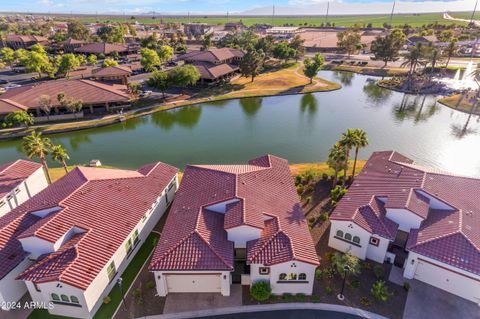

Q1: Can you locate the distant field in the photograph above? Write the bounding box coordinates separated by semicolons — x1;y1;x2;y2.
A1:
450;11;480;21
73;12;470;27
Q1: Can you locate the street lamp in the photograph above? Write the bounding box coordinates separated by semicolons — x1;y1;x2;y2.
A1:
117;277;127;311
337;264;351;301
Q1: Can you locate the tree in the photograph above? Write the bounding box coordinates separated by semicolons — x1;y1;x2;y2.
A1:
87;54;97;66
169;65;200;88
401;43;428;77
14;49;28;66
331;251;361;277
58;53;80;78
157;45;174;63
239;46;264;82
37;94;53;119
147;70;170;97
64;99;83;118
273;41;295;64
426;44;443;77
67;20;90;40
77;54;87;66
24;50;51;78
351;129;368;179
370;280;391;302
337;29;362;57
370;29;406;67
339;128;357;186
140;48;161;72
141;33;160;50
97;25;125;43
255;35;275;61
128;82;142;96
303;53;324;84
22;131;52;184
328;142;347;187
50;144;70;174
438;30;454;43
289;35;305;61
201;33;212;51
102;58;119;67
250;281;272;301
443;40;457;68
0;47;15;67
5;111;33;127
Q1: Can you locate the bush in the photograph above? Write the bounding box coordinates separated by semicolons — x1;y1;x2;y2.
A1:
324;251;334;262
133;288;142;297
370;280;391;302
362;261;372;270
350;279;360;288
296;184;304;195
305;185;314;193
323;267;335;279
103;296;111;304
295;175;302;186
315;268;322;280
373;265;385;279
360;296;371;307
322;173;329;180
282;293;294;302
403;282;410;291
146;281;155;289
305;196;312;205
311;294;320;303
295;293;306;302
320;212;329;221
324;286;333;295
250;281;272;301
137;297;144;305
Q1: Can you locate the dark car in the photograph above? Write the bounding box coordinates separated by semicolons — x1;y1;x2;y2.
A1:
167;60;178;66
0;79;8;85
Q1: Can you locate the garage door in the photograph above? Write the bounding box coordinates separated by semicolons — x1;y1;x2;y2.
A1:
166;274;221;293
414;259;480;303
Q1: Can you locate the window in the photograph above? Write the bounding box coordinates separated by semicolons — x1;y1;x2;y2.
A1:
259;267;270;275
336;230;344;238
299;273;307;280
0;200;5;208
33;283;41;292
279;273;287;280
168;180;176;191
70;296;79;304
125;238;132;255
51;293;60;301
142;214;147;222
132;229;139;245
352;236;361;244
15;188;20;194
344;233;352;241
289;273;297;280
107;261;116;282
61;295;69;302
369;237;380;247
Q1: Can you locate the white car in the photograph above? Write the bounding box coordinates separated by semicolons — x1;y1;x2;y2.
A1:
5;83;22;90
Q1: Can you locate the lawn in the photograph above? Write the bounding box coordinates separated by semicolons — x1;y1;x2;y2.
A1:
438;93;479;115
326;64;409;77
73;12;466;27
28;232;160;319
290;160;366;178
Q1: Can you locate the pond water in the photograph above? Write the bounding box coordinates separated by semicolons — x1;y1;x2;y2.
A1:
1;71;479;176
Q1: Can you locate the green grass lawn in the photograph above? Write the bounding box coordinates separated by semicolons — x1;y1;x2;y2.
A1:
28;232;160;319
73;12;467;27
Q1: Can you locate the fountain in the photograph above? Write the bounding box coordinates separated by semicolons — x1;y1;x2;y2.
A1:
435;60;478;91
453;69;461;81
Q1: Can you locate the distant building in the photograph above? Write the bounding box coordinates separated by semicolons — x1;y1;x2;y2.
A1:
61;38;85;53
92;65;133;84
407;35;437;46
265;26;302;40
183;23;213;38
75;43;132;56
3;34;49;50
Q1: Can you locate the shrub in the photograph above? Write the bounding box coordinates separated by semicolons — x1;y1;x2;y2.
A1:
133;288;142;297
362;261;372;270
324;286;333;295
250;281;272;301
322;173;329;180
295;293;306;302
146;281;155;289
311;294;320;303
296;184;304;195
360;296;371;307
315;268;322;280
320;212;329;221
282;293;294;302
350;279;360;288
137;297;144;305
331;251;361;277
324;251;334;262
330;185;347;204
373;265;385;279
295;175;302;186
305;196;312;205
323;267;335;279
308;216;315;223
403;282;410;291
103;296;111;304
305;185;314;193
370;280;391;302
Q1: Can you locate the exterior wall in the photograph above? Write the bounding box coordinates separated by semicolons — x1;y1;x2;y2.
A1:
250;261;316;295
19;236;55;259
22;174;178;319
328;220;390;264
0;258;33;310
226;225;261;248
0;167;48;217
153;270;231;297
404;252;480;304
385;208;423;232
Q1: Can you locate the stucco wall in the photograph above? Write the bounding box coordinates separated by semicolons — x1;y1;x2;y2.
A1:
226;225;261;248
385;208;423;232
0;258;33;310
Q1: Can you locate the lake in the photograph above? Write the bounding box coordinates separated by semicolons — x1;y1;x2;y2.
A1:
1;71;479;176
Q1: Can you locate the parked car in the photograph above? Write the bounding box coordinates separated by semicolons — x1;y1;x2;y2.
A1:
5;83;22;90
0;79;8;85
167;60;178;66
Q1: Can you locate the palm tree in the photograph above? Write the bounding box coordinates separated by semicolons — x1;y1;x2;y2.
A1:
339;128;357;186
443;40;457;69
328;143;347;187
351;129;368;179
22;131;52;184
470;63;480;98
401;43;427;84
51;144;70;174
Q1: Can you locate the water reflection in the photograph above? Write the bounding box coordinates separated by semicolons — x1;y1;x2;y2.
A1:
333;71;355;86
239;97;263;117
300;94;317;114
393;94;439;123
363;81;392;105
151;105;202;130
66;134;92;151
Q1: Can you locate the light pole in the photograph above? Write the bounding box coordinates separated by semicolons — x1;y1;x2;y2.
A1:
337;265;350;301
117;277;127;311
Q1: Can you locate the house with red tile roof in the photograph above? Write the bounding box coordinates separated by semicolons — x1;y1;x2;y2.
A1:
329;151;480;303
74;43;130;56
149;155;319;297
0;160;48;218
0;163;178;317
4;34;49;50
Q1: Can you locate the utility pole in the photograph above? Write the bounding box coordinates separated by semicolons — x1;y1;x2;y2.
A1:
227;11;229;23
325;1;330;24
272;5;275;26
389;1;396;26
471;0;478;25
188;11;190;24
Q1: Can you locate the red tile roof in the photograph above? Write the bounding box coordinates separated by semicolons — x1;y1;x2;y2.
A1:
6;34;49;44
0;99;29;115
92;65;132;77
0;163;178;289
178;48;244;64
0;160;42;200
75;43;128;54
191;62;238;80
149;155;319;272
331;151;480;275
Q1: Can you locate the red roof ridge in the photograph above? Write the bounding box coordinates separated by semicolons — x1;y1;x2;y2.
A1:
0;159;21;175
0;98;28;111
79;79;131;99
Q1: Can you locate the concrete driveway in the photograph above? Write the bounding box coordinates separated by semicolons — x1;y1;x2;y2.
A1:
163;284;242;314
403;280;480;319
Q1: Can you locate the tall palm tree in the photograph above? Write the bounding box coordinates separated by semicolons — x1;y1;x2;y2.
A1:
401;43;427;83
339;128;357;186
470;63;480;98
328;143;347;187
351;129;368;179
443;40;457;69
22;131;52;184
51;144;70;174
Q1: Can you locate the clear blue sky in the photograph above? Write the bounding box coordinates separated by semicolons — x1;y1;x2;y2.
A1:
0;0;475;15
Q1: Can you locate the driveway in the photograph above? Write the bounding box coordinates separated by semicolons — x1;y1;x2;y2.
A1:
163;284;242;314
403;280;480;319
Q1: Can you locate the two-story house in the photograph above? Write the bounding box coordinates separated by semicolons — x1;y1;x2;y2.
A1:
149;155;319;297
329;151;480;305
0;163;178;318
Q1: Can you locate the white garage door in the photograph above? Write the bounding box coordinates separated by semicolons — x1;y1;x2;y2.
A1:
166;274;221;293
414;259;480;303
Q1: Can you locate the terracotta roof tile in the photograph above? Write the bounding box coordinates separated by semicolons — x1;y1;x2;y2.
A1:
0;160;42;200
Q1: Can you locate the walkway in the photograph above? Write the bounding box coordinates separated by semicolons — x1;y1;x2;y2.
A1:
139;303;389;319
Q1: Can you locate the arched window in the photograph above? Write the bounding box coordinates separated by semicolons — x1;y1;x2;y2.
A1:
353;236;360;244
51;293;60;301
279;273;287;280
299;273;307;280
289;273;297;280
70;296;79;304
61;294;69;302
336;230;344;238
344;233;352;241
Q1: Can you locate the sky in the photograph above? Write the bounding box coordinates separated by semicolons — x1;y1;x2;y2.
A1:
0;0;477;15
